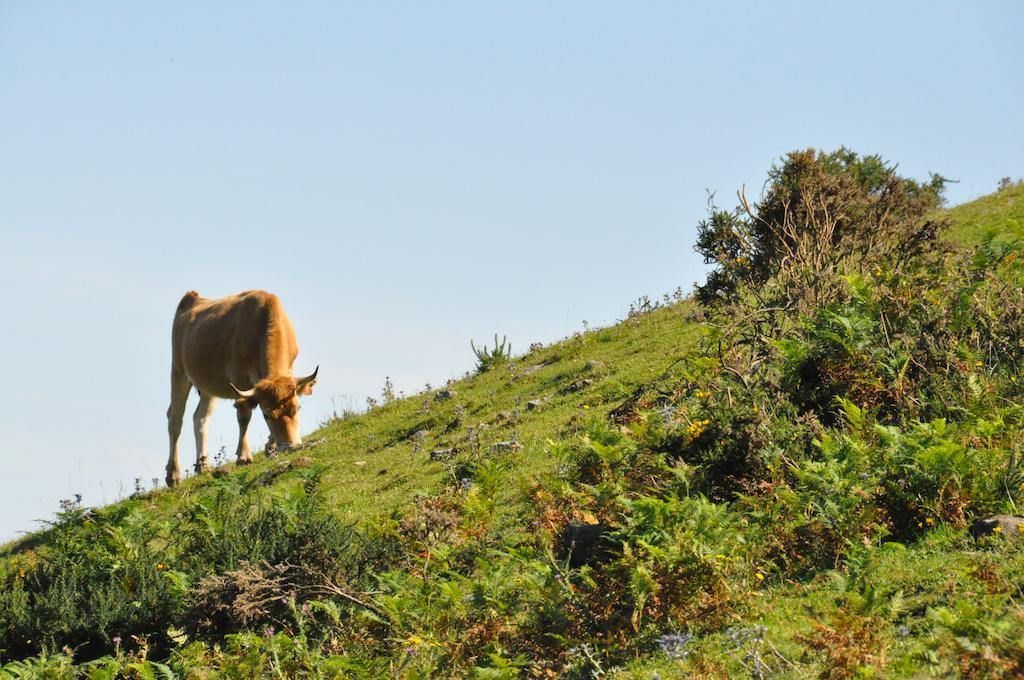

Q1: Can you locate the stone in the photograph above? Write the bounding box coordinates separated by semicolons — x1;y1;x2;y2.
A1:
490;440;523;454
970;515;1024;540
526;399;544;411
521;363;548;376
429;448;456;461
562;378;594;394
435;389;456;401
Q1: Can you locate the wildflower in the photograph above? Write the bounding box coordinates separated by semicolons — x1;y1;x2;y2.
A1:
755;571;765;581
582;404;590;410
925;517;935;526
993;526;1003;533
657;632;694;660
155;563;166;571
264;626;275;637
112;635;122;648
897;625;910;637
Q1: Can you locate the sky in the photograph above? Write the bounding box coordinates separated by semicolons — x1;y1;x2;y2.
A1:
1;1;1021;541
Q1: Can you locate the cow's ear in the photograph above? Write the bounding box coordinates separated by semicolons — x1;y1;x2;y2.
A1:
295;366;318;397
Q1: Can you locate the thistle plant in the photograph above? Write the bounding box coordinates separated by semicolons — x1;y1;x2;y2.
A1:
471;334;511;373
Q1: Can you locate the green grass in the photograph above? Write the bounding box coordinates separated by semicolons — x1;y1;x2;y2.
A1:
944;182;1024;245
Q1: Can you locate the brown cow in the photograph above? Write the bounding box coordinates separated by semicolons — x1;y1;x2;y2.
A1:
166;290;318;486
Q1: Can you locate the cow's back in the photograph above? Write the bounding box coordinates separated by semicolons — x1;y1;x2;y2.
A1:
172;290;299;398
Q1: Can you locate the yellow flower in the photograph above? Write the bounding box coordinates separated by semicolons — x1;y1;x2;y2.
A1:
993;526;1003;534
582;404;590;410
925;517;934;526
755;571;765;581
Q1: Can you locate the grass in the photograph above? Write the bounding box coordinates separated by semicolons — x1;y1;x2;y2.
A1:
944;181;1024;244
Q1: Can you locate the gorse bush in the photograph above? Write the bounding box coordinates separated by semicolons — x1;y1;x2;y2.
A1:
0;496;183;661
695;148;948;310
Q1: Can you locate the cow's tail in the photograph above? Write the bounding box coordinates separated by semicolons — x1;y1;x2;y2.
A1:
176;290;201;314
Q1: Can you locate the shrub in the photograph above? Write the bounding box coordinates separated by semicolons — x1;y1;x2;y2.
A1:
695;148;948;310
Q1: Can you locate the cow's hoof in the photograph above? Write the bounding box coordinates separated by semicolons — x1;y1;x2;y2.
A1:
237;457;254;466
194;462;210;475
166;473;180;488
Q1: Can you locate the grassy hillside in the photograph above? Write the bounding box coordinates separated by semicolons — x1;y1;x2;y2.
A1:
2;168;1023;679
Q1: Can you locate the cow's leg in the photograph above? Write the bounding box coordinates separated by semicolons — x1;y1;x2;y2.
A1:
234;401;255;465
192;392;217;475
166;370;191;487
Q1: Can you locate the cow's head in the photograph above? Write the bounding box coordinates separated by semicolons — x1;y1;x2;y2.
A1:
231;367;318;450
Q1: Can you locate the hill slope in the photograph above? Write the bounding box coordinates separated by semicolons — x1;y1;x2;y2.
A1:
2;176;1023;678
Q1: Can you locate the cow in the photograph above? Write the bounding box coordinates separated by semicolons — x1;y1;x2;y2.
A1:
166;290;318;487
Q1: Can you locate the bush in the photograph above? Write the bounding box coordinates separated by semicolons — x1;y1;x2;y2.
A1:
695;148;948;310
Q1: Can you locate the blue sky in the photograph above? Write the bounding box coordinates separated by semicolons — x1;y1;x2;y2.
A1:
1;1;1021;540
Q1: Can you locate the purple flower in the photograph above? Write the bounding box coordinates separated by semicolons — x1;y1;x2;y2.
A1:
112;635;122;647
264;626;275;637
302;602;311;615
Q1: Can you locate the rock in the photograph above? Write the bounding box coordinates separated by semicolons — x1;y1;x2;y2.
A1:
290;456;314;468
435;389;456;401
489;440;523;454
526;398;545;411
971;515;1024;540
562;378;594;394
522;363;548;376
429;448;456;461
584;360;605;371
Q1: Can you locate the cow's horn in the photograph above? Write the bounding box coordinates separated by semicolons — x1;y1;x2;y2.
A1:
296;366;319;387
230;383;257;399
